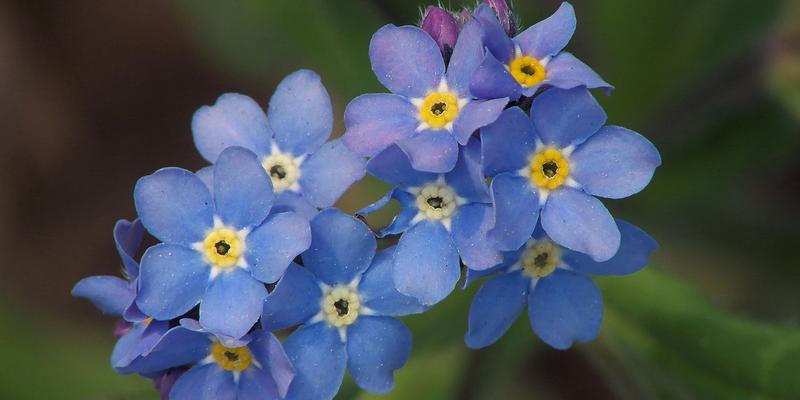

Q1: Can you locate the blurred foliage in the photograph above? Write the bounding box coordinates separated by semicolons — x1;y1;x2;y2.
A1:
7;0;796;399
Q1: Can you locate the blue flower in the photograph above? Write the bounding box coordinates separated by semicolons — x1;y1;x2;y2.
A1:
123;321;294;400
192;70;365;219
261;209;426;399
465;221;658;350
342;17;509;173
470;2;612;101
359;140;501;305
134;146;311;339
481;88;661;261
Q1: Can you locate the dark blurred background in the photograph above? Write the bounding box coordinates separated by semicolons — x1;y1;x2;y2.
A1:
1;0;799;399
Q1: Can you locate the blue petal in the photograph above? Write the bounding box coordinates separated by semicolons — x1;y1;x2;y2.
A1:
470;52;522;100
397;130;459;173
347;316;412;393
262;263;323;330
473;4;514;63
112;319;170;371
113;219;144;279
342;94;418;157
445;139;490;203
530;87;607;148
134;167;214;246
514;2;576;59
393;221;460;305
272;191;319;220
247;330;295;398
488;173;540;251
480;107;535;177
213;147;274;229
545;52;613;92
528;269;603;350
570;126;661;199
246;212;311;283
358;189;418;237
71;276;133;316
541;187;620;262
302;209;376;285
463;252;519;287
452;98;508;145
452;204;503;270
200;268;267;339
136;244;210;320
366;145;436;189
564;219;658;276
445;19;484;97
192;93;272;163
359;246;427;317
125;326;211;375
299;139;366;208
170;363;236;400
284;323;347;400
369;25;444;98
268;70;333;156
196;166;214;192
238;367;279;400
465;271;528;348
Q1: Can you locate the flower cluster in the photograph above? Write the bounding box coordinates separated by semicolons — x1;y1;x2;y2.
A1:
73;2;661;399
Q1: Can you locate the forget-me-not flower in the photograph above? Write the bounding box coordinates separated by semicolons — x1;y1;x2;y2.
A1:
470;2;612;101
466;221;657;349
481;87;660;261
359;140;501;305
343;18;508;173
193;70;365;219
134;146;311;340
261;209;426;400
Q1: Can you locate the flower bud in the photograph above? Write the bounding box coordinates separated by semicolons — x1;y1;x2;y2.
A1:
421;6;458;56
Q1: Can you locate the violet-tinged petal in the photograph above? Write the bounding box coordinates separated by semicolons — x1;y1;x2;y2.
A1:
528;269;602;350
246;211;311;284
114;219;144;279
342;94;418;158
271;191;318;220
480;106;536;177
488;173;540;251
248;330;295;398
530;87;607;148
136;244;210;320
283;323;347;400
366;145;436;189
470;52;523;100
397;130;459;173
474;4;514;63
125;326;211;375
237;367;280;400
170;363;236;400
268;70;333;156
347;316;412;393
452;98;508;145
299;139;366;208
134;168;214;246
445;19;484;97
369;25;444;98
393;221;460;305
445;138;491;203
570;126;661;199
200;268;267;339
192;93;272;163
515;2;576;59
451;203;503;270
465;270;528;348
484;0;515;36
564;219;658;276
545;52;613;92
541;187;620;262
71;276;133;316
213;147;274;229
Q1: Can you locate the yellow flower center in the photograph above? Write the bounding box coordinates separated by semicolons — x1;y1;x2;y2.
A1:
529;148;570;190
321;286;361;328
202;228;244;269
211;342;252;371
509;56;546;88
261;153;301;192
419;92;460;129
520;240;560;278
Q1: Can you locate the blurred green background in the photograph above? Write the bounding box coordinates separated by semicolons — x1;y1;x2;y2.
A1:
1;0;799;399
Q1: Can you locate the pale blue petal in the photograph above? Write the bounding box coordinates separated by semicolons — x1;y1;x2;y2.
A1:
545;52;613;92
342;94;418;157
248;330;295;398
452;204;503;270
192;93;272;162
268;70;333;156
302;209;376;285
71;276;133;316
136;244;210;320
246;212;311;284
393;221;460;305
369;25;444;98
530;87;606;148
213;147;274;229
299;139;366;208
284;323;347;400
366;145;436;189
515;2;576;59
347;316;412;393
397;130;459;173
465;271;528;348
261;263;323;330
564;219;658;276
488;173;540;251
480;107;535;177
359;247;427;317
452;98;508;145
170;364;236;400
200;268;267;339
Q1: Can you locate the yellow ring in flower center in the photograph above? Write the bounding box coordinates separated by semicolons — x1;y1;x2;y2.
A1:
529;148;570;190
202;228;243;269
509;56;546;88
419;92;460;129
211;342;252;371
520;240;560;278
